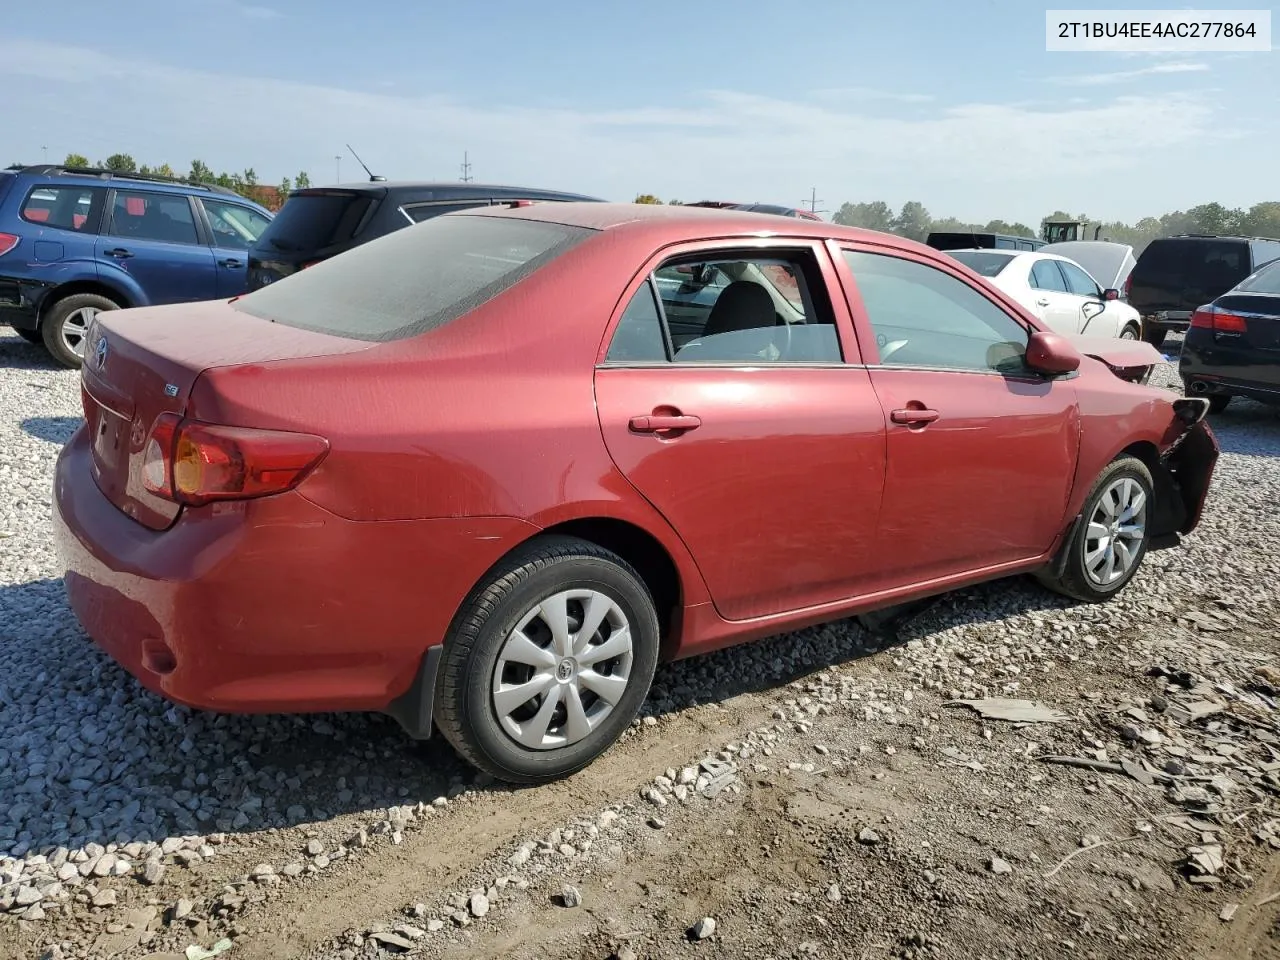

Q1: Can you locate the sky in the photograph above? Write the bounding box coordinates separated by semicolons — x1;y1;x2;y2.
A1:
1;0;1276;226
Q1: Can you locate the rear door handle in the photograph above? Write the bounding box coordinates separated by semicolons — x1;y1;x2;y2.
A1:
218;257;243;268
890;408;939;426
103;248;133;259
629;414;701;433
1035;298;1050;307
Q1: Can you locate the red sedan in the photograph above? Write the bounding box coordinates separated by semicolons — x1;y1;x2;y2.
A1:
53;203;1218;784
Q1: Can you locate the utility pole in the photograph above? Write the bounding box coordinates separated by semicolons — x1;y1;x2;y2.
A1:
805;187;827;216
41;145;48;163
335;155;341;182
460;151;473;182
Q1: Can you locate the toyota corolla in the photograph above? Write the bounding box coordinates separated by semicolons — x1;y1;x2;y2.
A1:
53;203;1219;783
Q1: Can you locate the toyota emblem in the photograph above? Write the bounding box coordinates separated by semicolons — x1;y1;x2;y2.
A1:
94;335;108;370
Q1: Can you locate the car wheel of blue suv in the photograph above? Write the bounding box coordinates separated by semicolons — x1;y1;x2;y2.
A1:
41;293;119;369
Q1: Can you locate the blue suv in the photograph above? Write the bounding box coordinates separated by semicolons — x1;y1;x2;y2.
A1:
0;164;273;367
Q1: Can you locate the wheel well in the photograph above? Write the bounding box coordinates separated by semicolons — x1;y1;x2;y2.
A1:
540;518;682;641
1119;440;1183;537
37;281;128;323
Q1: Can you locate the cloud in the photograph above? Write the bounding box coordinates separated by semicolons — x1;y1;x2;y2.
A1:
810;87;935;104
0;38;1220;223
1048;61;1209;86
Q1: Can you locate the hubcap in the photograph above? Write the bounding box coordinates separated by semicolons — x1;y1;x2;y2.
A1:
63;307;100;357
1120;327;1138;340
1084;476;1147;586
492;589;634;750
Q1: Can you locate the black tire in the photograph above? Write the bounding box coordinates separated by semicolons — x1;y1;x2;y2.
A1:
13;326;41;344
1120;322;1141;341
1207;394;1232;414
1037;455;1154;603
433;535;661;784
1142;326;1167;348
41;293;119;369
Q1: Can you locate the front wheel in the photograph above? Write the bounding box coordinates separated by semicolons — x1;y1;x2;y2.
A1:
433;536;660;784
1037;455;1153;603
1120;323;1140;341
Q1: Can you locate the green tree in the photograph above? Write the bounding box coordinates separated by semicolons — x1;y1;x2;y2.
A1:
833;201;894;232
189;160;215;183
295;171;311;189
633;194;663;204
1186;202;1243;235
1241;201;1280;239
279;176;293;197
63;153;90;168
103;153;137;173
891;201;932;242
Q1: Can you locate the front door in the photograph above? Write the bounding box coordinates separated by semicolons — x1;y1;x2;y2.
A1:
199;198;274;298
97;190;217;304
836;246;1080;585
594;242;888;621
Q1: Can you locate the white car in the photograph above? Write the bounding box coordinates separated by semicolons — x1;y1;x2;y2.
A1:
944;249;1142;340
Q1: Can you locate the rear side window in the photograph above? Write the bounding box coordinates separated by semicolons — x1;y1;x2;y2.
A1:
108;191;199;245
1252;240;1280;269
21;185;105;232
1029;260;1068;292
1235;260;1280;295
401;200;490;224
233;214;594;341
258;191;375;252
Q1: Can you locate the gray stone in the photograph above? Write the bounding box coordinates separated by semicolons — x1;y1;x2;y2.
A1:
469;893;489;917
689;917;717;940
559;885;582;908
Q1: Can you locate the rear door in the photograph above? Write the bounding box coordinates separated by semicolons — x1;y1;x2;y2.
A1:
198;198;273;298
593;240;890;621
96;190;217;304
834;245;1079;584
1026;258;1082;332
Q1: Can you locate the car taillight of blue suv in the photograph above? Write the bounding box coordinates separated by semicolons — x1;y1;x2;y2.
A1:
0;164;274;368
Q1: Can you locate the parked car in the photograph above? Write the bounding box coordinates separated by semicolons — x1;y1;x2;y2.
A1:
1041;240;1137;296
1180;256;1280;412
55;204;1219;784
729;203;823;221
927;231;1044;252
0;164;273;367
246;181;600;291
944;248;1142;340
1127;234;1280;347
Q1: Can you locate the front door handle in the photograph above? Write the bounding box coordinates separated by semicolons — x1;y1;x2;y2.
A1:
103;247;133;259
890;407;939;426
629;414;701;433
218;257;243;268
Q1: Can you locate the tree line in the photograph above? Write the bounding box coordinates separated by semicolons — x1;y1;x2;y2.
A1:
52;153;311;210
633;194;1280;253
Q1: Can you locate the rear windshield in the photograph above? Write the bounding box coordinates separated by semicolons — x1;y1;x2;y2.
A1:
256;190;375;252
1235;259;1280;295
1136;238;1251;287
233;214;595;341
945;250;1015;277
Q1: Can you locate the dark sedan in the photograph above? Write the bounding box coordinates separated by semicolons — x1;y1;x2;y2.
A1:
1181;257;1280;412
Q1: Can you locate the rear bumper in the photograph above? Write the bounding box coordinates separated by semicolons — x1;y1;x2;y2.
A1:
1180;335;1280;405
53;425;538;722
0;275;44;330
1141;311;1192;333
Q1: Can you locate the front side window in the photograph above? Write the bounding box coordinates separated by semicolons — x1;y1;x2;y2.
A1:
21;186;104;232
202;199;271;250
605;251;842;364
109;191;198;245
1058;260;1101;298
843;250;1030;374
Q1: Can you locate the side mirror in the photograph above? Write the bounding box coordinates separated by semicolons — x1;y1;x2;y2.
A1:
1025;330;1082;375
1103;288;1119;301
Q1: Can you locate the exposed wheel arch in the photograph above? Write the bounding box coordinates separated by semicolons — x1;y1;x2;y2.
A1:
38;280;131;323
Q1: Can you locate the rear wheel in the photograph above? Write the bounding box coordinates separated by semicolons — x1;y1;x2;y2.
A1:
1142;326;1167;348
1037;455;1153;603
41;293;119;369
433;535;661;784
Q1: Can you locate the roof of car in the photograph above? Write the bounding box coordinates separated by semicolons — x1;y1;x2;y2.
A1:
466;201;918;248
308;180;600;200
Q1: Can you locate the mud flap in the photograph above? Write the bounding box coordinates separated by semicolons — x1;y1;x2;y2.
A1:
383;644;444;740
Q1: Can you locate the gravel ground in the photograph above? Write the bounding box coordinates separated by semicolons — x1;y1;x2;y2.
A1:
1;328;1278;960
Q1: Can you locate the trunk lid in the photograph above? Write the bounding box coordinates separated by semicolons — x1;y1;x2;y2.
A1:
1213;292;1280;351
79;300;374;530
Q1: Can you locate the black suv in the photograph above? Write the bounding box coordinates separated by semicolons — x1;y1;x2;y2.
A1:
247;181;601;290
1127;234;1280;347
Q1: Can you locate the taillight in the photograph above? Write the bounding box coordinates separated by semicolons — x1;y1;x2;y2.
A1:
1190;305;1247;334
0;233;18;256
301;260;322;269
141;415;328;506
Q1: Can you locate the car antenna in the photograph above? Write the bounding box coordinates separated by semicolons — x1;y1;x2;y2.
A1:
346;144;386;182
